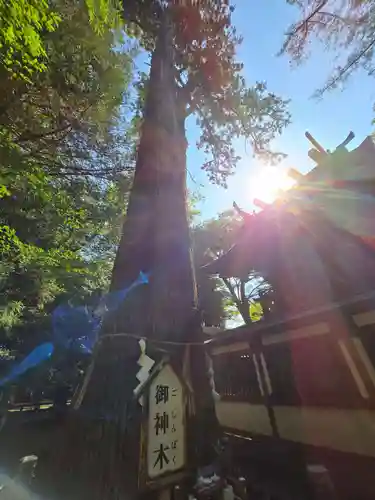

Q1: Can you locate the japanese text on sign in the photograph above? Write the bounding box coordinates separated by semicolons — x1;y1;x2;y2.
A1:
147;364;185;478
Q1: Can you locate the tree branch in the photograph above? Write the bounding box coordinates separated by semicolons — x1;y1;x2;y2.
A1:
318;11;361;26
15;102;94;144
222;276;251;325
281;0;329;54
15;123;73;144
178;73;199;111
290;0;329;36
247;280;271;301
317;36;375;95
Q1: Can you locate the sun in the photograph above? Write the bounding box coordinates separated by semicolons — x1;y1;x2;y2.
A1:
250;166;296;204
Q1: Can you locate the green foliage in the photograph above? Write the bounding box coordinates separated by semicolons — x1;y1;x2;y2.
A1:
0;0;135;345
0;0;135;179
281;1;375;98
0;0;61;80
0;170;129;339
0;0;123;82
0;185;10;198
193;210;243;326
193;209;243;260
0;225;21;257
249;301;263;322
193;210;275;326
0;0;291;347
0;301;24;330
85;0;122;34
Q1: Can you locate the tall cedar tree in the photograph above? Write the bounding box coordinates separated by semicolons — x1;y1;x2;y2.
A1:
108;0;289;474
42;3;289;499
109;0;289;338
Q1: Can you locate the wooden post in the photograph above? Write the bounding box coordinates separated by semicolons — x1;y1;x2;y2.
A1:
252;336;279;438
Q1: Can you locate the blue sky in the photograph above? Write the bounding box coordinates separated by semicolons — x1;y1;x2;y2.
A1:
188;0;375;220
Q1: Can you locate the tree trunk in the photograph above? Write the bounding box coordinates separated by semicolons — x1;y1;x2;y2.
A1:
108;17;195;341
40;14;219;500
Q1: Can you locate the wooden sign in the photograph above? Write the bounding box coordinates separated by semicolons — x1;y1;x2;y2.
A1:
147;364;186;479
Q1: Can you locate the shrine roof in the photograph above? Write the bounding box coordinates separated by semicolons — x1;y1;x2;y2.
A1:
203;136;375;312
304;135;375;185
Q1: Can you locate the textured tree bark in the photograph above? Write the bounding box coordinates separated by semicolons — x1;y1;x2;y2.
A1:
108;16;196;341
41;14;218;500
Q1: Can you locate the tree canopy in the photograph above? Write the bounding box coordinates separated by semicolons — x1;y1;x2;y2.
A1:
0;0;122;80
193;210;275;326
0;0;135;350
124;0;290;187
281;0;375;99
0;0;292;348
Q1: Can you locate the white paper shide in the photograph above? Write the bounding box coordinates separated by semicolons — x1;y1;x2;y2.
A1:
147;364;186;478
